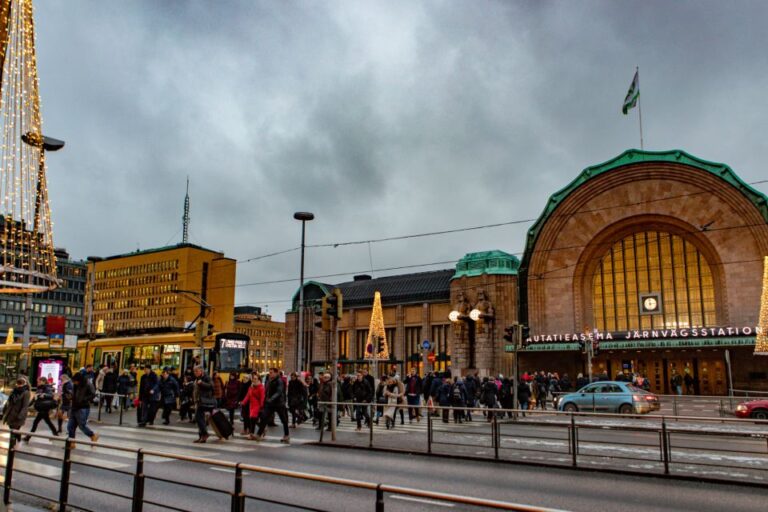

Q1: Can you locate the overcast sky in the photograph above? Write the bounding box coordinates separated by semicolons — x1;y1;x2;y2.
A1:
32;0;768;320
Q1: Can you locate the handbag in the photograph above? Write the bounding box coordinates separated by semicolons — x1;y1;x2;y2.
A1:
199;396;217;409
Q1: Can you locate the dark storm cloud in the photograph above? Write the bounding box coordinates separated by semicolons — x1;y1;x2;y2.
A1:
29;0;768;318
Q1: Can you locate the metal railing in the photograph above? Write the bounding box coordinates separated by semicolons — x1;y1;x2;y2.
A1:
316;401;768;485
1;428;568;512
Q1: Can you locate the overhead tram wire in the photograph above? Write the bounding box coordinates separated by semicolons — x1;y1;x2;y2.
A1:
92;178;768;284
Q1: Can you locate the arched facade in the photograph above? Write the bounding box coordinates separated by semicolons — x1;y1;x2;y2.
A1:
519;150;768;393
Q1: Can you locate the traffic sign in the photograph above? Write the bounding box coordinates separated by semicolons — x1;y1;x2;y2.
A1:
427;352;436;363
421;339;432;350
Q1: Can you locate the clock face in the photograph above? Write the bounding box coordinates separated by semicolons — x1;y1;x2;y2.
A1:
643;297;658;311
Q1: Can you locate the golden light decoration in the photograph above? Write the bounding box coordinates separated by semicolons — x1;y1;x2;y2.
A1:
755;256;768;355
365;291;389;360
0;0;58;293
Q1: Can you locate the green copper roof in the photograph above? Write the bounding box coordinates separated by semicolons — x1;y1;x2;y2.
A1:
452;250;520;280
522;149;768;266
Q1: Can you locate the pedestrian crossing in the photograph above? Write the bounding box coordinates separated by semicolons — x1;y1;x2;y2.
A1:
297;413;492;436
0;419;311;482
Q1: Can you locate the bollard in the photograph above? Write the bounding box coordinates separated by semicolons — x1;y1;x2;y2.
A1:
375;484;385;512
3;432;18;505
672;395;678;418
120;397;124;425
231;463;245;512
97;395;102;423
132;449;145;512
492;413;499;460
58;438;74;512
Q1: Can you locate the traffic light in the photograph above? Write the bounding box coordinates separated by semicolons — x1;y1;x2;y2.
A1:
593;341;600;357
314;297;330;331
195;318;209;342
521;325;530;343
503;325;516;342
577;337;586;353
207;322;214;337
326;288;343;320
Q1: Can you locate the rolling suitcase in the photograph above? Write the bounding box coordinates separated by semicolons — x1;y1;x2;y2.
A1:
208;409;234;439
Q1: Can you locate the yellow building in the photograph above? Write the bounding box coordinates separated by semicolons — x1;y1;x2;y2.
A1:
233;306;284;372
86;243;236;336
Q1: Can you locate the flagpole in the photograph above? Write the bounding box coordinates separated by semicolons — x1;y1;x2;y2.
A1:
637;66;644;150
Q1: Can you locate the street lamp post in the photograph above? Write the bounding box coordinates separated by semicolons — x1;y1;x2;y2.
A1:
19;133;64;372
294;212;314;372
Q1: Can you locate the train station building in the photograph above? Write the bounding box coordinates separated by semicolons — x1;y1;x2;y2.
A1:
285;149;768;394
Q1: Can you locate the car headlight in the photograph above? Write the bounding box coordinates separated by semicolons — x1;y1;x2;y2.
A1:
735;405;748;412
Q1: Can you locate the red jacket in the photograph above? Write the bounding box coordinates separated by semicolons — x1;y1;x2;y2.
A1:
240;383;265;419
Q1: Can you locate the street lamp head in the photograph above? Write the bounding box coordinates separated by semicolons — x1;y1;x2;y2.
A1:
294;212;314;221
21;132;65;151
469;309;482;322
448;310;461;323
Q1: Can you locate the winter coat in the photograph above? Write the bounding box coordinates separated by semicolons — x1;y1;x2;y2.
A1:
139;372;160;402
33;383;57;413
160;376;179;405
404;375;422;396
102;370;118;394
287;379;308;409
352;379;373;403
451;382;467;407
60;380;74;408
224;378;241;409
264;376;286;408
180;380;194;404
194;374;214;407
575;377;589;390
240;383;265;419
481;381;498;407
3;385;31;429
517;381;532;402
422;375;434;401
429;377;443;399
72;381;96;411
317;380;333;403
117;374;132;395
95;369;107;391
464;376;478;403
437;382;453;406
212;375;225;399
341;379;352;400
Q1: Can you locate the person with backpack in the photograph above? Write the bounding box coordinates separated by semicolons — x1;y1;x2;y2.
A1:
481;377;498;421
25;377;59;441
463;374;477;422
160;369;180;425
437;377;453;423
451;378;467;423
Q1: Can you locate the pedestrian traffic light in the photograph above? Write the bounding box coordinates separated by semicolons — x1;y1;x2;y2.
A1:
326;288;343;320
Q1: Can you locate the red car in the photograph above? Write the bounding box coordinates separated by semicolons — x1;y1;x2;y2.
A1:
734;399;768;420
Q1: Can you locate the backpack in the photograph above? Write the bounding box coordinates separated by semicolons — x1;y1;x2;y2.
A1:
452;385;462;402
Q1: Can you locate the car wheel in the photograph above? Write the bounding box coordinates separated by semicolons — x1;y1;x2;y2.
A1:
751;409;768;420
563;403;578;413
619;404;634;415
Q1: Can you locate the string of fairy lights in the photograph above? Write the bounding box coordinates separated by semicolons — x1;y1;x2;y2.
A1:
0;0;57;294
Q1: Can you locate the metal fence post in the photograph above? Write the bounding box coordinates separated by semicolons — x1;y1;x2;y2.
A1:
120;395;124;425
97;394;102;422
132;449;145;512
492;413;499;460
661;419;670;475
427;407;432;454
369;403;374;448
672;395;678;418
3;432;18;505
231;463;244;512
570;414;578;468
58;438;74;512
375;484;385;512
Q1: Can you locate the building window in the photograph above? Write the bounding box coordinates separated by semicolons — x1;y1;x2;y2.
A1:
405;327;421;370
339;331;349;359
431;324;451;372
592;231;717;332
356;329;369;359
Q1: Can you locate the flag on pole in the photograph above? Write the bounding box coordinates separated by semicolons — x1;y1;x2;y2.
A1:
622;70;640;115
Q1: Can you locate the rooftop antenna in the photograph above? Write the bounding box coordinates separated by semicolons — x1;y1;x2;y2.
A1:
182;177;190;243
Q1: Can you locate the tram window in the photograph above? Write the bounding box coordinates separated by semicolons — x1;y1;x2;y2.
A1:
218;339;248;372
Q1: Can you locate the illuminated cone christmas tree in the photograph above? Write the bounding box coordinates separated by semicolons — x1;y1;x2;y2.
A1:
755;256;768;355
0;0;58;293
365;291;389;359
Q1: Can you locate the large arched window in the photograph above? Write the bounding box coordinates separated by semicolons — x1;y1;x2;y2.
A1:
592;231;716;332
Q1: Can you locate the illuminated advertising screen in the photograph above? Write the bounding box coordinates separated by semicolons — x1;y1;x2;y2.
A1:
37;359;64;392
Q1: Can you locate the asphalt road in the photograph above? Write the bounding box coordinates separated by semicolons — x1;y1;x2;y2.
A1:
2;414;768;512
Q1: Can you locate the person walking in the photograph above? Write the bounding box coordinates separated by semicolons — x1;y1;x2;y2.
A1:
481;377;498;421
138;365;160;427
223;372;241;425
57;374;73;434
24;377;59;441
464;374;477;422
517;377;531;416
67;373;99;444
437;377;453;423
316;373;334;432
3;377;31;437
404;369;422;423
160;369;180;425
193;366;215;443
241;372;265;439
117;370;132;410
451;378;467;423
287;372;308;427
352;371;372;431
255;368;290;444
383;377;401;430
178;374;195;422
101;366;118;413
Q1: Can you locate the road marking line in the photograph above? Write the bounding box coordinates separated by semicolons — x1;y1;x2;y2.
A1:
389;495;454;507
209;467;250;475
